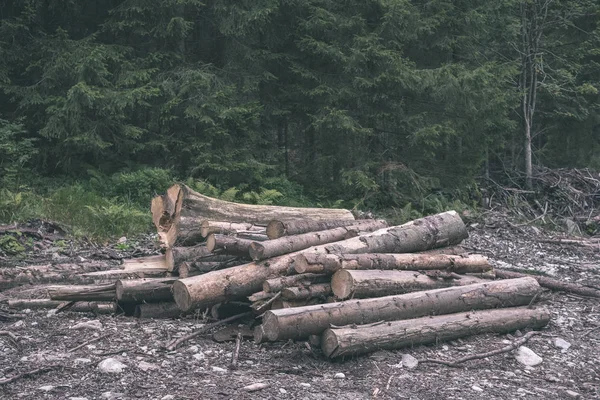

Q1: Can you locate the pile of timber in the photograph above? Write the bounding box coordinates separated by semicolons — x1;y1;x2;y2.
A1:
8;184;600;359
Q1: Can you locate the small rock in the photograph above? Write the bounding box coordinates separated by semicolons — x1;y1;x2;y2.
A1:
23;309;31;314
401;354;419;370
161;396;175;400
188;345;199;353
193;353;205;361
117;236;127;244
515;346;543;366
472;385;484;392
334;372;345;379
74;358;92;364
553;338;571;351
564;390;581;399
211;366;227;373
442;345;449;351
12;320;24;328
299;383;311;388
514;330;523;337
69;398;89;400
38;385;55;392
138;361;159;372
71;320;103;330
243;382;269;392
98;358;127;373
46;309;57;317
101;392;125;400
279;388;287;394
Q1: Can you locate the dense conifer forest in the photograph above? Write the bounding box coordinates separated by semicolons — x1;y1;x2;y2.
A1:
1;0;599;237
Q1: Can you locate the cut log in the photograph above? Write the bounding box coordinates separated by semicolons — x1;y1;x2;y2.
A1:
321;306;550;358
260;277;541;341
294;253;491;275
0;262;114;290
47;284;116;302
266;219;387;239
248;291;275;302
331;270;485;300
271;298;321;309
418;245;467;255
249;220;388;261
59;301;116;314
206;234;254;257
82;268;170;283
115;278;176;302
122;255;168;270
134;302;183;319
154;184;355;247
201;221;266;238
254;325;267;344
166;245;211;272
263;274;329;293
178;261;226;278
172;211;467;312
6;299;115;313
281;284;332;300
495;269;600;298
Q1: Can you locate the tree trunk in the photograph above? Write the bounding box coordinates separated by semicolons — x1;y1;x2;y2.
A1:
271;298;321;309
263;273;329;293
134;302;183;319
47;284;116;302
418;245;466;255
178;260;241;278
495;269;600;298
201;221;266;238
331;270;485;300
115;278;176;302
260;277;541;341
281;284;332;300
0;262;114;290
321;306;550;358
166;245;211;271
206;234;254;257
82;268;170;283
153;184;355;247
250;220;388;261
294;253;491;274
122;255;168;270
266;219;387;239
172;211;467;312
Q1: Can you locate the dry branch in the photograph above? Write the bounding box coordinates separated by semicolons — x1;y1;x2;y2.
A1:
495;269;600;298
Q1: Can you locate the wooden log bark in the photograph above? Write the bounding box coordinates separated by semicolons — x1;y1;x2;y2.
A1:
115;278;176;302
166;245;210;272
82;268;170;283
154;184;355;247
266;219;387;239
263;274;329;293
271;298;321;309
248;291;275;302
321;307;550;358
122;255;168;270
260;277;541;341
249;220;388;261
0;262;114;290
201;221;266;238
63;302;116;314
331;270;485;300
6;299;114;312
47;284;116;302
134;302;183;319
294;253;491;275
281;284;332;300
172;211;467;312
206;234;254;257
495;269;600;298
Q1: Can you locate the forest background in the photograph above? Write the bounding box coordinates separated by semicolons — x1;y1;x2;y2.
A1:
1;0;599;239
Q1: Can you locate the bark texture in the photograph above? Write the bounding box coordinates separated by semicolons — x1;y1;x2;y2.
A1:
266;219;387;239
134;302;183;319
115;278;176;302
263;273;329;293
495;269;600;298
47;283;116;302
206;234;254;257
281;284;332;300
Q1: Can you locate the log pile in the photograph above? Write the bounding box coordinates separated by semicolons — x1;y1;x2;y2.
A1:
10;183;600;360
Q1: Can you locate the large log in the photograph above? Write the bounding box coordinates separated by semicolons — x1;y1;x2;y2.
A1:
495;269;600;298
266;219;387;239
165;245;211;272
206;234;254;257
331;270;485;300
294;253;491;275
201;221;266;238
321;307;550;358
172;211;468;312
47;284;116;302
249;220;388;261
115;278;176;302
122;255;168;270
259;277;541;342
0;262;114;290
281;284;332;300
153;184;355;247
134;302;183;319
263;273;329;293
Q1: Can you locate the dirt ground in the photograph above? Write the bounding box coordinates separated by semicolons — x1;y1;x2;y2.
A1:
1;213;599;400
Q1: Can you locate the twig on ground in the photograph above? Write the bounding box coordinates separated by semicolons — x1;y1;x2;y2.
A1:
68;333;112;352
230;332;242;370
165;311;252;351
254;291;281;315
0;330;20;349
0;365;61;385
419;331;540;367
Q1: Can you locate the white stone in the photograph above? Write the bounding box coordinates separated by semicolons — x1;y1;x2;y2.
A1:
74;358;92;364
138;361;159;372
161;396;175;400
71;320;103;330
101;392;125;400
472;385;484;392
564;390;581;398
12;320;24;328
193;353;205;361
69;397;89;400
401;354;419;370
299;383;311;388
211;366;227;373
515;346;543;366
334;372;345;379
279;388;287;394
188;345;199;353
117;236;127;244
46;309;57;317
98;358;127;373
553;338;571;351
38;385;55;392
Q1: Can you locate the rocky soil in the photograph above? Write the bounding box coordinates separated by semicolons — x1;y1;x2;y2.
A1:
1;212;599;400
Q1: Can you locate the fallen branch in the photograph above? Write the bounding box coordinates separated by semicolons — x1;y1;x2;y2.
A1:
0;365;61;385
230;332;242;370
419;331;540;367
165;311;252;351
495;269;600;298
68;333;112;353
